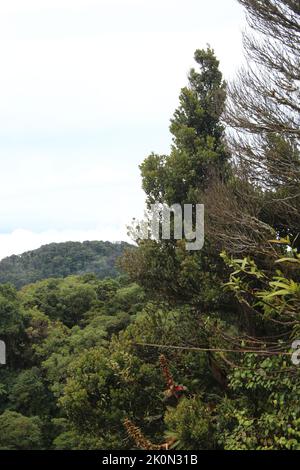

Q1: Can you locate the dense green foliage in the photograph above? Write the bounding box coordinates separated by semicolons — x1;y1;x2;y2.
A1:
0;0;299;451
0;241;132;288
140;48;229;207
0;275;147;448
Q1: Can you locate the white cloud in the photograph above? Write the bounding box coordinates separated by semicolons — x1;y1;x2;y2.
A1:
0;0;246;258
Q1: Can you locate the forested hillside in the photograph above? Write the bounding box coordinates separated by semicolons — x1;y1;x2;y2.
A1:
0;275;146;449
0;0;299;451
0;241;132;288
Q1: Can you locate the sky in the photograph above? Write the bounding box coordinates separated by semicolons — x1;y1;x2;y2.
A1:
0;0;246;259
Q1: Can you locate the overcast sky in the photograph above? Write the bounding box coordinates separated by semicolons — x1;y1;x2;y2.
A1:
0;0;246;259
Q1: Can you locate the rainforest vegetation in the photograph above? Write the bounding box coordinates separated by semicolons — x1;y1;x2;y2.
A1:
0;241;131;289
0;0;299;450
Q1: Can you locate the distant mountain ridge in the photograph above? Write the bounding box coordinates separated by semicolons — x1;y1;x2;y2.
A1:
0;241;132;288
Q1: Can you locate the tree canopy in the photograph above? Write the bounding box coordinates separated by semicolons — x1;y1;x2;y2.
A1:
0;241;132;289
0;0;299;451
